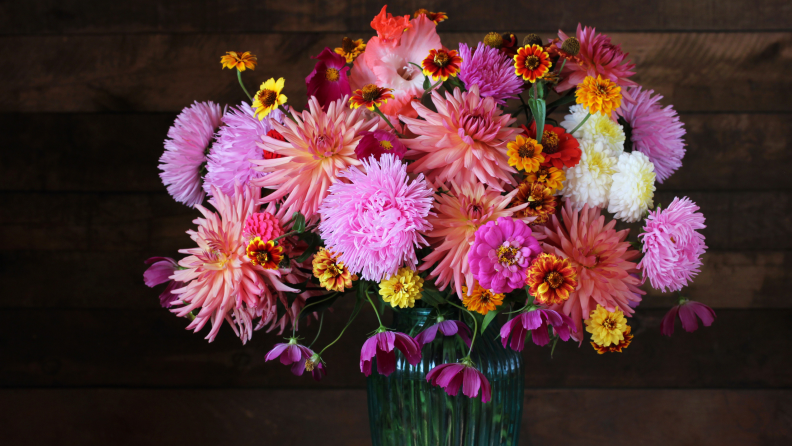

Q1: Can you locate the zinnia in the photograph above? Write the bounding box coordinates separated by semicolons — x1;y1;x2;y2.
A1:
525;253;578;305
522;122;581;169
585;304;628;347
458;42;524;105
661;299;716;337
360;330;422;377
379;268;424;309
306;47;352;109
554;24;636;92
468;217;542;294
500;308;577;351
426;361;491;402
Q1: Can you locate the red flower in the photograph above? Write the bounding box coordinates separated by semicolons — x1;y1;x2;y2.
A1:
522;122;581;169
421;48;463;81
263;130;286;159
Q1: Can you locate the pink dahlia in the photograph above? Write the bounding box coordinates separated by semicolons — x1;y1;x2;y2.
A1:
500;308;577;351
159;101;224;207
619;86;686;183
414;319;472;349
318;153;434;282
661;300;716;336
468;217;541;294
204;103;285;198
458;42;524;105
306;47;351;109
360;330;422;377
555;24;636;92
426;361;491;402
243;211;284;241
402;86;521;191
143;256;182;308
539;202;645;339
252;96;378;221
354;129;407;161
638;197;707;292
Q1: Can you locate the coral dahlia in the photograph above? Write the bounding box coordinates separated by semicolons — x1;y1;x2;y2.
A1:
555;24;637;92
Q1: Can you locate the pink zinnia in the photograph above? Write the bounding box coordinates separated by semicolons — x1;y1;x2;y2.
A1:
426;361;491;402
203;102;285;198
319;153;434;281
159;101;224;207
661;300;716;336
306;47;351;109
143;256;182;308
500;308;577;351
638;197;707;292
458;42;524;105
360;331;422;377
555;24;636;92
468;217;541;294
619;86;686;183
414;319;472;349
354;130;407;161
402;85;520;191
244;211;284;241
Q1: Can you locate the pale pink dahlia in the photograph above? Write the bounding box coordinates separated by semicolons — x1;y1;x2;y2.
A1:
402;86;521;191
319;154;434;282
555;24;636;92
251;96;378;221
159;101;224;207
204;102;285;197
539;202;645;339
618;87;686;183
458;42;524;105
468;217;541;294
638;197;707;293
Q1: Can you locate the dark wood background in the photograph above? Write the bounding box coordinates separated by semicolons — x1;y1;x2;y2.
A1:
1;1;791;444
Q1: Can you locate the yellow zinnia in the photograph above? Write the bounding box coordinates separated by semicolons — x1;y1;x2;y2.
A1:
379;268;424;309
575;75;622;116
334;37;366;63
506;135;545;172
585;304;628;347
253;77;288;120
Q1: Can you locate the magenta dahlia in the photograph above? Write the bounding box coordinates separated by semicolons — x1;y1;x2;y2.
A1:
468;217;541;294
458;42;524;105
555;24;636;92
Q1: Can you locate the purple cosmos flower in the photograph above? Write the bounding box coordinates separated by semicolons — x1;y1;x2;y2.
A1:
458;42;524;105
354;130;407;161
427;362;491;402
143;257;183;308
305;353;328;382
468;216;541;294
360;331;422;377
661;300;716;337
265;339;318;377
306;47;351;109
414;319;472;349
500;308;577;351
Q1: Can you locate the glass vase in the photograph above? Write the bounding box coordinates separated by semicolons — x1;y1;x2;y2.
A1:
366;307;524;446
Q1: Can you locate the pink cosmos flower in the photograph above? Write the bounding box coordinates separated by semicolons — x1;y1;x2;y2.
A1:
661;300;716;336
500;308;577;351
639;197;707;293
306;48;351;109
319;154;434;282
555;24;637;92
458;42;524;105
402;86;521;191
360;331;422;377
159;101;224;207
143;257;182;308
619;86;686;183
354;130;407;161
469;217;541;294
265;339;316;376
414;319;472;349
426;362;491;402
244;211;284;241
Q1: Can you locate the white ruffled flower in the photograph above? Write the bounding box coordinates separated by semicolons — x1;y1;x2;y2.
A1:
562;139;618;210
608;151;656;222
561;104;625;155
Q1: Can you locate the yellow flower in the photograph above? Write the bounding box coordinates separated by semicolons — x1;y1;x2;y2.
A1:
507;135;545;172
585;304;629;347
220;51;257;71
591;326;634;354
462;282;504;315
379;268;424;308
253;78;287;120
334;37;366;63
576;75;622;116
526;165;565;193
312;248;355;292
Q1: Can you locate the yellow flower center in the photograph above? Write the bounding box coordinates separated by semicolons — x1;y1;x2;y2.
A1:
541;131;559;153
325;68;340;82
257;89;277;108
361;84;380;102
305;359;316;372
525;55;541;70
497;245;519;265
544;271;563;289
483;32;503;49
433;51;450;67
379;140;393;150
342;37;356;53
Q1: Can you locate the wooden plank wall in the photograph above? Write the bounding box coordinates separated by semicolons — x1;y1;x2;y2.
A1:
1;1;790;444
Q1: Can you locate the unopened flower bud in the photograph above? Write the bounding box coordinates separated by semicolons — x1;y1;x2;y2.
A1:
523;33;543;47
561;37;580;56
483;32;504;49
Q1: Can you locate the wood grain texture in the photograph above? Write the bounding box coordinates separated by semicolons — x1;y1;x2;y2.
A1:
1;32;790;113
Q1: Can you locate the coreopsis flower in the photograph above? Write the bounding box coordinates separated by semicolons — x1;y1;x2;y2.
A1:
661;299;716;336
253;77;288;119
243;211;284;241
608;151;656;223
349;84;394;110
591;326;633;353
561;139;618;211
506;135;545;172
143;257;183;308
402;85;520;191
306;47;351;109
220;51;257;71
414;319;472;348
335;37;366;63
468;217;542;294
639;197;707;292
560;104;625;155
525;253;578;305
159;101;224;207
413;9;447;24
585;304;629;347
360;330;422;377
422;48;463;81
514;44;552;82
554;24;637;92
461;282;505;315
318;154;434;282
312;248;355;292
354;130;407;161
576;75;622;116
458;42;523;105
522;122;582;169
509;181;558;226
265;338;318;377
500;308;577;350
525;166;565;193
426;360;491;402
619;86;686;183
370;5;412;43
379;268;424;309
246;237;283;269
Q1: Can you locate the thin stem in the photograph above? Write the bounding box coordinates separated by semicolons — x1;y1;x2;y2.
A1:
308;312;324;348
365;288;384;327
237;70;253;102
372;106;405;138
446;301;478;357
422;79;444;98
568;112;591;136
556;59;566;76
271;223;318;244
319;295;364;355
293;293;338;337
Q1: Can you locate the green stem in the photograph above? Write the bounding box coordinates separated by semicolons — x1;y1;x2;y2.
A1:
568;112;591;136
556;59;566;76
319;294;364;355
365;288;384;327
422;79;444;98
271;223;318;244
447;301;478;357
237;70;253;102
293;293;338;337
372;106;405;138
308;312;324;348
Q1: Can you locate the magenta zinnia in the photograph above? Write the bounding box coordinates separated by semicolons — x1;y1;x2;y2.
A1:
458;42;524;105
468;217;541;294
555;24;636;92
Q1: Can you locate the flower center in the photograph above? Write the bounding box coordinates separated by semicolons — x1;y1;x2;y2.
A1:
257;89;277;108
342;37;356;53
497;245;520;266
326;262;342;277
541;131;559;153
392;282;403;293
397;64;419;81
433;51;450;67
483;32;503;49
325;68;340;82
361;84;380;102
525;55;541;70
601;316;617;330
379;140;393;150
253;251;270;264
544;271;563;288
518;141;537;158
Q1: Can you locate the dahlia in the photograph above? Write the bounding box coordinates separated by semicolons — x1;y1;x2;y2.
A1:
143;256;182;308
402;86;520;190
555;24;637;92
159;101;224;207
203;103;285;198
461;282;505;315
619;86;687;183
661;299;716;336
608;151;656;223
468;217;542;294
585;304;628;347
251;96;378;221
458;42;524;105
379;268;424;308
360;330;422;377
560;104;625;155
306;47;351;109
639;197;707;292
509;181;557;226
354;130;407;161
561;139;618;211
522;122;581;169
414;318;472;348
319;154;434;282
500;308;577;350
426;360;491;402
525;253;578;305
312;247;355;292
539;202;645;339
576;75;622;116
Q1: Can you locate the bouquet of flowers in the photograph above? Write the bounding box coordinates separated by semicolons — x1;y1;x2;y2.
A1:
144;6;714;402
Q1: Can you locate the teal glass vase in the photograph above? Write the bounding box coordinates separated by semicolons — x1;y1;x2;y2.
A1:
366;307;524;446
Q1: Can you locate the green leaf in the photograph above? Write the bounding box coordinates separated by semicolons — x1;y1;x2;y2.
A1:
546;94;577;110
420;281;448;306
290;212;306;233
527;98;547;144
294;231;321;263
481;308;502;334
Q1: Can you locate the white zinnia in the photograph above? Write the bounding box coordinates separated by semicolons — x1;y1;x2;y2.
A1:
561;104;625;155
562;139;618;211
608;151;656;223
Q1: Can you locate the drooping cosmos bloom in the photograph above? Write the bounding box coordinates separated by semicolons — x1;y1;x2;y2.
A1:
414;319;472;348
468;217;542;294
554;24;636;92
426;361;491;402
264;339;316;376
360;331;422;377
458;42;523;105
500;308;576;350
661;300;716;336
306;47;352;108
143;257;183;308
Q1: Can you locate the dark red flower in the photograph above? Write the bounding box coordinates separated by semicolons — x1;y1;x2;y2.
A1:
522;122;581;169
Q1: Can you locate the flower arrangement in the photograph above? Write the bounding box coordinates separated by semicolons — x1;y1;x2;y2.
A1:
146;6;713;402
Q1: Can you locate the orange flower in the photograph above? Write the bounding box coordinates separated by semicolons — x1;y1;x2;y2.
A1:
312;248;356;292
506;135;545;172
220;51;257;72
245;237;283;269
349;84;394;110
370;5;411;42
335;37;366;63
462;282;504;315
514;44;552;83
526;253;578;305
591;326;634;354
576;75;622;116
421;48;463;81
413;9;448;24
510;181;558;225
526;165;565;192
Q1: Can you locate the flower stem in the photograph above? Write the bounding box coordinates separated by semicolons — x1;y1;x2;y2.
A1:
293;293;338;337
556;59;566;76
422;79;444;98
308;312;324;348
372;106;405;138
568;112;591;136
319;294;364;355
237;70;253;102
365;288;384;327
447;301;478;357
271;223;318;244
